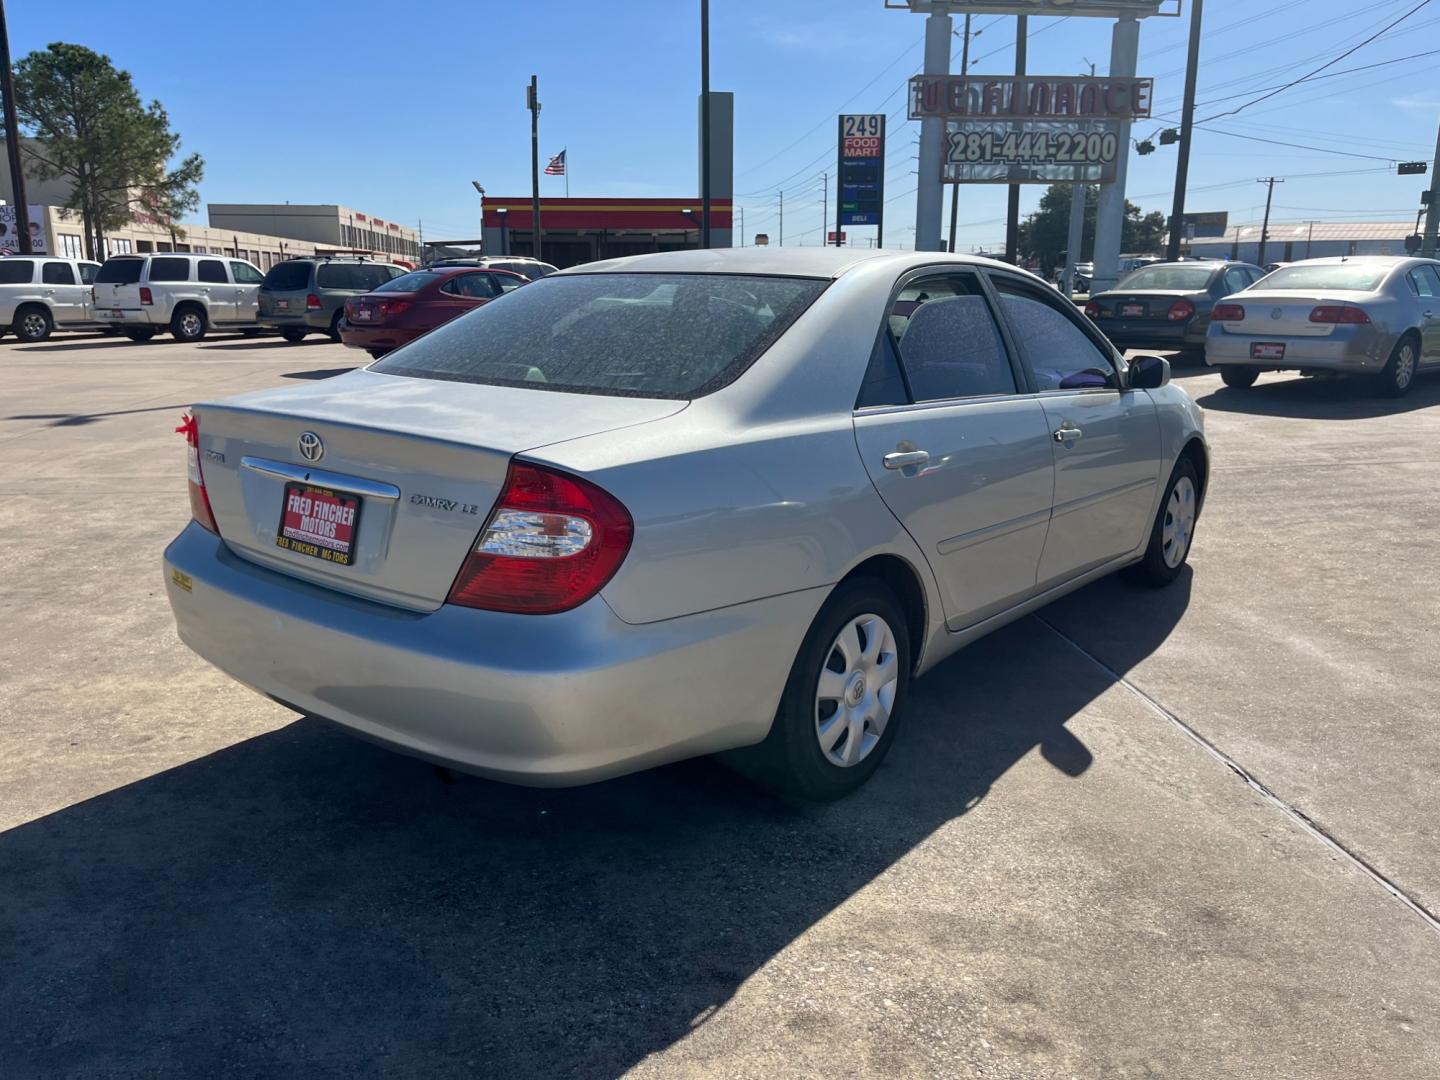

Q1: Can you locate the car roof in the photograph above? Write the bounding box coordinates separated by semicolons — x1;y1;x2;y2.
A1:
1274;255;1424;267
560;246;1026;280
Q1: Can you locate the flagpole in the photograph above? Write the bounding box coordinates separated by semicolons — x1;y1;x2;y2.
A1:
565;148;569;198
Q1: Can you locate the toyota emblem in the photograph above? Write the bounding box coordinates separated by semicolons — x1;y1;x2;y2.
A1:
297;431;324;462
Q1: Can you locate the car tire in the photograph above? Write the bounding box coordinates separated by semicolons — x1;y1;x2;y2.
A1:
328;311;345;342
170;305;207;343
13;304;53;342
1220;366;1259;389
1376;335;1419;398
281;328;307;343
1123;456;1200;588
747;577;912;801
124;329;157;343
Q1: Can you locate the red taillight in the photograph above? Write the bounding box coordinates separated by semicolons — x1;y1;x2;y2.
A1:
140;286;153;305
1083;301;1101;319
1309;305;1370;325
1167;299;1196;322
378;300;410;318
1212;303;1246;321
306;293;322;311
176;413;219;534
446;462;633;614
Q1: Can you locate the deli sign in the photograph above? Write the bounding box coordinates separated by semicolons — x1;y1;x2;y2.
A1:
909;75;1153;121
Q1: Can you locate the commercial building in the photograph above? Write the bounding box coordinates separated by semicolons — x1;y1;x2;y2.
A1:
207;204;422;264
479;197;734;268
1187;221;1419;263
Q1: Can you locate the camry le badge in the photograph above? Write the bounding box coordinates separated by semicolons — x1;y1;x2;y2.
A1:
298;431;324;462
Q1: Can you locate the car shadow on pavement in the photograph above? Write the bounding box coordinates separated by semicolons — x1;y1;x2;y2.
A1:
0;574;1189;1077
1193;373;1440;419
4;404;192;427
198;339;326;351
281;367;357;380
7;338;140;353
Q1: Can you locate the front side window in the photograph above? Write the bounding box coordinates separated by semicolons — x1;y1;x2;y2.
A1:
42;261;76;285
885;273;1015;402
992;276;1118;392
230;261;263;284
148;257;191;282
198;259;228;283
0;260;33;284
372;272;827;399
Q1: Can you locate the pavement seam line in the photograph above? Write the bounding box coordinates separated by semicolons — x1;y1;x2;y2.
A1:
1032;613;1440;939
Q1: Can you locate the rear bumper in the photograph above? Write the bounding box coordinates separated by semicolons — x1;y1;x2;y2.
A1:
1204;325;1388;370
163;522;823;786
1093;319;1205;349
339;324;423;351
259;311;330;331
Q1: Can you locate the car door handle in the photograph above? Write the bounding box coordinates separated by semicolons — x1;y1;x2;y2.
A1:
883;450;930;470
1053;425;1083;443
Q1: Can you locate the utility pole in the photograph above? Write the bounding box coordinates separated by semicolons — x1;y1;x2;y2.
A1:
739;206;744;247
527;76;542;261
822;172;828;247
1004;16;1027;264
779;189;784;246
0;0;32;255
1256;176;1282;266
1423;115;1440;257
1166;0;1203;261
947;14;973;254
700;0;712;249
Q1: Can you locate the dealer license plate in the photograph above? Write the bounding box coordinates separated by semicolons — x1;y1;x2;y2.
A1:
350;307;373;322
277;299;289;310
1120;302;1146;317
110;309;124;318
275;482;362;566
1251;342;1286;360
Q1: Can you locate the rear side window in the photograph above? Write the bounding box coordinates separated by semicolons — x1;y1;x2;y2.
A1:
230;261;263;285
372;272;828;399
1408;266;1440;297
148;257;191;282
79;263;100;284
262;261;312;291
316;263;401;290
885;274;1015;401
198;259;228;283
1222;267;1250;294
0;260;33;284
96;258;144;284
440;272;499;299
42;262;76;285
993;277;1117;391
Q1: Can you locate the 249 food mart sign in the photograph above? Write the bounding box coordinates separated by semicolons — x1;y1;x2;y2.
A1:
909;74;1153;184
837;114;886;227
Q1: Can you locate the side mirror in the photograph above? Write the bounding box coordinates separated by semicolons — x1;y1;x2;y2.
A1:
1130;354;1170;390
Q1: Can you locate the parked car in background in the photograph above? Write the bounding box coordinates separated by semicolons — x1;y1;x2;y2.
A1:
1085;260;1266;357
340;266;526;358
259;257;406;343
93;253;266;342
0;255;104;341
430;256;558;281
165;249;1206;800
1205;256;1440;397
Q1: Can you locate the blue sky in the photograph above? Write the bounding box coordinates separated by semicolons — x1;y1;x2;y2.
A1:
9;0;1438;251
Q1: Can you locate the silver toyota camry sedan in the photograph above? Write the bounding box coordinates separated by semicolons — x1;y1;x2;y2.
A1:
164;249;1207;799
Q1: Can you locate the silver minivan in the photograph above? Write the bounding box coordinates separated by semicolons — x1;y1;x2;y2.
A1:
0;255;105;341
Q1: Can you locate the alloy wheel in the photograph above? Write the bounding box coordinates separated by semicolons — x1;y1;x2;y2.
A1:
814;613;899;767
20;312;48;340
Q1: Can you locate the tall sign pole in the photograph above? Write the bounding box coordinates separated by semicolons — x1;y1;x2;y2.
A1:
1423;116;1440;257
914;5;952;251
948;13;973;255
1004;15;1027;264
0;0;32;255
1090;13;1141;293
1165;0;1203;262
527;76;542;261
700;0;712;249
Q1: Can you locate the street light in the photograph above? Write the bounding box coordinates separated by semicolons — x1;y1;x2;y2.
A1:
471;181;486;255
496;207;509;257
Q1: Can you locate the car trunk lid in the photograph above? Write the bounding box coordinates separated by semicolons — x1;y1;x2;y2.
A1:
1215;289;1373;337
192;369;686;611
1094;289;1200;321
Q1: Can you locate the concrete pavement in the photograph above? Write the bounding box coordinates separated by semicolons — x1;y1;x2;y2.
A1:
1;337;1438;1078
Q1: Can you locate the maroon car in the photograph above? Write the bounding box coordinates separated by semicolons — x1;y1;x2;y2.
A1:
341;266;526;357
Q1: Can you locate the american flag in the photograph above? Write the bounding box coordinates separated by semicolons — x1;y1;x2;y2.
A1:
544;150;566;176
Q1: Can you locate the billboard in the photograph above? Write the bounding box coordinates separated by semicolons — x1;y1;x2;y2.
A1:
886;1;1170;16
1182;211;1228;239
909;75;1153;121
837;114;885;230
0;205;48;255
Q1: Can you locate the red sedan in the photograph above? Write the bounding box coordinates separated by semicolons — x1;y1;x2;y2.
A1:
341;266;527;357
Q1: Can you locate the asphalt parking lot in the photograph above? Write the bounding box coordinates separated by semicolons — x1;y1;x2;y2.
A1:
2;333;1439;1078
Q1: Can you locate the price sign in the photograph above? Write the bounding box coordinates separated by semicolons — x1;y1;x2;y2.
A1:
942;119;1123;184
838;114;886;231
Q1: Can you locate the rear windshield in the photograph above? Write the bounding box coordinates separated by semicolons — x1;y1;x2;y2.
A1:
1115;266;1215;291
0;259;33;284
371;272;828;399
317;263;401;290
1258;264;1388;292
376;270;441;293
96;258;144;285
263;261;311;291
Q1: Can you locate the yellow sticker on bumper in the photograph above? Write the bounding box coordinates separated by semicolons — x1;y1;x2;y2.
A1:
170;568;193;593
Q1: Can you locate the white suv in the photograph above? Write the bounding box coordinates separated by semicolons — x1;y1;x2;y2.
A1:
0;255;105;341
93;253;266;342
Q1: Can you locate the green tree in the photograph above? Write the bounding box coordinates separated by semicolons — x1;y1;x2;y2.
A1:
1018;183;1168;277
9;43;203;259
